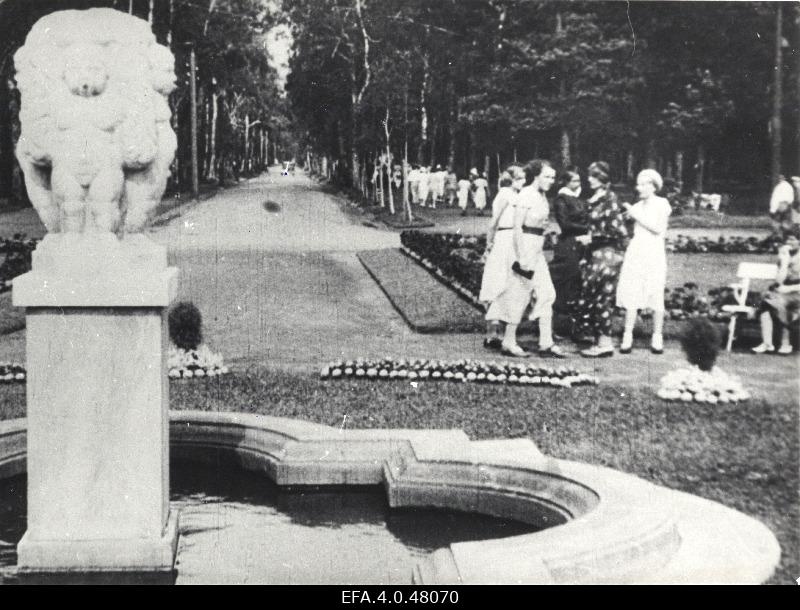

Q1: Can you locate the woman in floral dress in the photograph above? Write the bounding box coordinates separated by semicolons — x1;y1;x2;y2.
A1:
575;161;630;358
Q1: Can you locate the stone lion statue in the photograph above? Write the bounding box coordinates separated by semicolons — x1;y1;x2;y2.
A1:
14;8;177;235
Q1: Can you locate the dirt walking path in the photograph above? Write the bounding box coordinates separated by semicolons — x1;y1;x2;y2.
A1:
0;172;795;402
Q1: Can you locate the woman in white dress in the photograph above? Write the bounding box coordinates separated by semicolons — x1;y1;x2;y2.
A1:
418;167;430;207
617;169;672;354
487;160;565;358
473;172;489;213
457;175;471;212
479;165;526;349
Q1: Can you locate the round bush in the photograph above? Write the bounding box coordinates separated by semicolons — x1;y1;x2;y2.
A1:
169;301;203;350
680;317;720;371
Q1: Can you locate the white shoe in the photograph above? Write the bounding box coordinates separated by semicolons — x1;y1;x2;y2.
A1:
619;333;633;353
500;342;530;358
751;343;775;354
650;334;664;354
778;344;794;355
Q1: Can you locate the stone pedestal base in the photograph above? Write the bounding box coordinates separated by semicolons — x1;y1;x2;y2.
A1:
13;233;179;574
17;511;180;573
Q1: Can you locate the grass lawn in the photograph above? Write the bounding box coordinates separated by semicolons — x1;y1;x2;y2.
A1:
358;249;485;333
1;369;794;584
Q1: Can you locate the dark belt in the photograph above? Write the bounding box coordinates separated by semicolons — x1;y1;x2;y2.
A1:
785;278;800;286
496;227;513;231
522;226;544;236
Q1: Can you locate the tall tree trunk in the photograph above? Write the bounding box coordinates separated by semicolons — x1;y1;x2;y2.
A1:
483;154;490;180
377;153;384;207
626;150;635;180
384;107;395;215
772;2;784;186
148;0;154;24
417;53;429;165
241;113;250;174
0;77;11;203
695;143;706;195
202;89;210;180
403;140;413;221
447;99;457;170
167;0;174;47
676;150;684;192
645;139;657;169
560;128;571;167
795;3;800;174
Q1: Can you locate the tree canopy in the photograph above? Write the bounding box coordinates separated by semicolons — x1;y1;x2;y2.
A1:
285;0;799;207
0;0;291;205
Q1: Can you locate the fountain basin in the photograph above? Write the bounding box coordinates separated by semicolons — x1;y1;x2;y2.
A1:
0;412;780;584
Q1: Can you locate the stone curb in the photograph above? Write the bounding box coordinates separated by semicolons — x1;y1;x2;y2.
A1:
0;413;780;584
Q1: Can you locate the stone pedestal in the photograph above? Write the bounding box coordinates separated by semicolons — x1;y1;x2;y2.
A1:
12;233;179;573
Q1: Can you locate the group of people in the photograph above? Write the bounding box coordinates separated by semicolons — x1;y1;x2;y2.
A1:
406;165;491;213
478;159;672;359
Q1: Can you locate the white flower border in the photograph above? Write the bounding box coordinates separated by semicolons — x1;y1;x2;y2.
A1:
657;365;750;403
0;362;25;383
321;358;599;388
168;345;229;379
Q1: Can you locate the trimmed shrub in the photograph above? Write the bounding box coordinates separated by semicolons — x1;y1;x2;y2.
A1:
168;301;203;350
680;317;720;371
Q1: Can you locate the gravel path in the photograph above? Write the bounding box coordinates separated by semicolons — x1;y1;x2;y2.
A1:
0;172;795;402
146;173;399;252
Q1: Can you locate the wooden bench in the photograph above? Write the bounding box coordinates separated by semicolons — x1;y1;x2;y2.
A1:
722;262;778;351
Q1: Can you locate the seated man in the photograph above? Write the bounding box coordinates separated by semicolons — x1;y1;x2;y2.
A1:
752;231;800;354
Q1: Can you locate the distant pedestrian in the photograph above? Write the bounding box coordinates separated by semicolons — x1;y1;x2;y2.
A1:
616;169;672;355
457;174;471;214
770;174;796;238
430;164;445;208
418;166;431;207
408;165;421;204
445;167;458;207
473;172;489;214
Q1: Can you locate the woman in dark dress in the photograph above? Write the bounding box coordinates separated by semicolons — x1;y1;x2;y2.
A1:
549;167;590;331
575;161;630;358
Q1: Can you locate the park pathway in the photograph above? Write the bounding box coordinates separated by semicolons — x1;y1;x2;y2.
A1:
0;171;794;401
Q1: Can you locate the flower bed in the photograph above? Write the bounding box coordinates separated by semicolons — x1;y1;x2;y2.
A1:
168;345;230;379
399;231;486;299
0;362;25;383
666;234;781;254
657;366;750;403
320;357;599;388
400;231;770;323
0;234;37;293
663;283;762;322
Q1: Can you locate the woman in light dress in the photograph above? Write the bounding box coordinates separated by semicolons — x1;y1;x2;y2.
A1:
751;230;800;355
486;159;565;358
479;165;526;349
418;166;430;207
617;169;672;354
473;172;489;213
457;174;472;212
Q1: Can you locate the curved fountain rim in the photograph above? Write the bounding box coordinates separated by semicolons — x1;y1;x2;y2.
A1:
0;413;781;584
